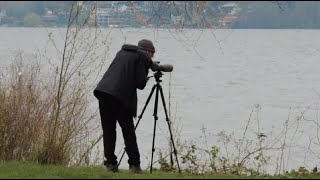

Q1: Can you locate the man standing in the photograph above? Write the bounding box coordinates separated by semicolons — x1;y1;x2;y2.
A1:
94;39;155;173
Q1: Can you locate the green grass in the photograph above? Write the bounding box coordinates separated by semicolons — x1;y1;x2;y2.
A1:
1;161;320;179
0;161;236;179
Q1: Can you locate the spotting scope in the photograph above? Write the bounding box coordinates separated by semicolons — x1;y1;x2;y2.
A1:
150;61;173;72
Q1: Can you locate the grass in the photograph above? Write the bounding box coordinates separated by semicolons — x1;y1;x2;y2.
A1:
2;161;320;179
0;161;263;179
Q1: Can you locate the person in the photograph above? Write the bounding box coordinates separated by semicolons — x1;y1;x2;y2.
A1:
93;39;156;173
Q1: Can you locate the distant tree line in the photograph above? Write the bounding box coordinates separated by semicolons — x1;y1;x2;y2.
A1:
1;1;320;28
232;1;320;29
0;1;73;27
0;1;67;17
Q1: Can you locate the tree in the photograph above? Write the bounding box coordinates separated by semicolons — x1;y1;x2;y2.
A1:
23;12;43;27
0;1;109;165
37;1;109;165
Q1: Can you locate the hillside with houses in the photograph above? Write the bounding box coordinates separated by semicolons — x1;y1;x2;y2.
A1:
0;1;320;29
0;1;241;28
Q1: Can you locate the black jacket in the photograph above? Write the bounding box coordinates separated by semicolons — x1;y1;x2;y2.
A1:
94;44;152;117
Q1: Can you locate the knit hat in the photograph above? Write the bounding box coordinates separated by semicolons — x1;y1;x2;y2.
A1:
138;39;155;53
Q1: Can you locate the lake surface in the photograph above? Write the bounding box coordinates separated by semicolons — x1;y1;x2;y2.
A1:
1;28;320;173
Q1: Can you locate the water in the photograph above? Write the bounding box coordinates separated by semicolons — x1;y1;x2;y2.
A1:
1;28;320;173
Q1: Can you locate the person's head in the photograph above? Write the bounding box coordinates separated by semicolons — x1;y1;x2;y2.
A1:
138;39;155;59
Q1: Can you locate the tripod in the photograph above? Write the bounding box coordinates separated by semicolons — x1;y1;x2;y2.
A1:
117;71;181;174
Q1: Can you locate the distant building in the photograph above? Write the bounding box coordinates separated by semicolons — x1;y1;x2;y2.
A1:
218;2;240;28
41;10;58;26
0;17;23;27
0;9;6;24
95;7;125;27
171;15;183;25
96;8;109;26
219;15;238;28
219;2;240;15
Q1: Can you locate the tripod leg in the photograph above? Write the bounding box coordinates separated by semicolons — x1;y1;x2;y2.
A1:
150;84;160;174
159;85;181;174
135;85;157;131
117;84;157;167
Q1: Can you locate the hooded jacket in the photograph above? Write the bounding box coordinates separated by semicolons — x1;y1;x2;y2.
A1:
94;44;152;117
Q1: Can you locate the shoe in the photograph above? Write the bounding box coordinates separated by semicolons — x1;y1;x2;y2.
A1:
105;163;119;173
129;164;143;174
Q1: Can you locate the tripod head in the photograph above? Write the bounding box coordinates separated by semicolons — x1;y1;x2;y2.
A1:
148;71;163;83
153;71;163;83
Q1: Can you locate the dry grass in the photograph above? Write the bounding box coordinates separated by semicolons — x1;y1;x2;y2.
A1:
0;51;91;165
0;2;108;166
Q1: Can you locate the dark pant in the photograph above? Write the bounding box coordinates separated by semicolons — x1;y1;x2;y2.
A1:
96;92;140;166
